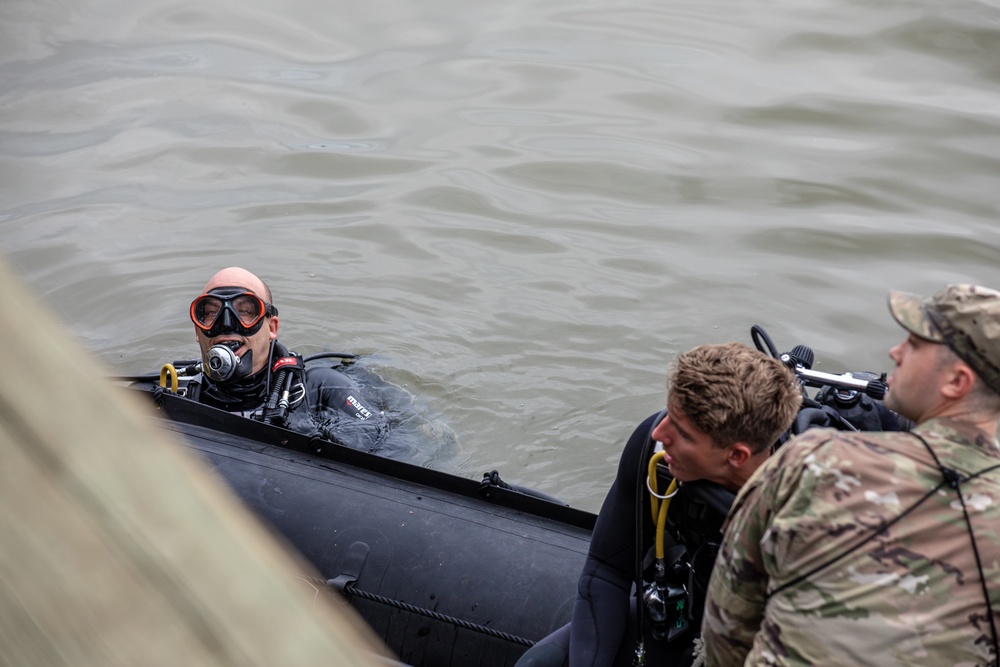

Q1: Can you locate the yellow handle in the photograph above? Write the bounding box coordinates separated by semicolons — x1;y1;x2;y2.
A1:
159;364;178;393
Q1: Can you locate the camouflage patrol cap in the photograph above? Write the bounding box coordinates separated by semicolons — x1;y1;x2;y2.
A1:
888;284;1000;395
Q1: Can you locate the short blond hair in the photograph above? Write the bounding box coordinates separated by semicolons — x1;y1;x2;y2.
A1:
667;342;802;453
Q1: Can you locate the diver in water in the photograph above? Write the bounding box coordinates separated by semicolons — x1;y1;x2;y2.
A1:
516;342;804;667
185;267;386;451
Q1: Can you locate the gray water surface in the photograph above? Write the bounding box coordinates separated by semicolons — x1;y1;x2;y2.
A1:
3;0;999;510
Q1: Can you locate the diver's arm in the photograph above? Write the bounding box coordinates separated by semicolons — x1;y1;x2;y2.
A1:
304;366;388;451
569;414;658;667
306;366;380;422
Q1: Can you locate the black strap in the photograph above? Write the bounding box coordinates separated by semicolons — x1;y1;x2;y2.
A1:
633;409;667;664
911;433;999;665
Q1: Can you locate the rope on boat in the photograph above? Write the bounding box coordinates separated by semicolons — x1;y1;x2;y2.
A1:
342;582;535;648
479;469;513;492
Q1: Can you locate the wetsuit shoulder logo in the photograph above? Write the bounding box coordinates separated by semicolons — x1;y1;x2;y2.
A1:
346;395;373;420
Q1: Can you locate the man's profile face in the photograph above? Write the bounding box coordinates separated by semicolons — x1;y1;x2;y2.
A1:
652;397;731;486
885;333;950;423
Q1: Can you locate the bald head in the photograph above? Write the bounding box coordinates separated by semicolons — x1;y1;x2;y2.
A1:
203;267;272;303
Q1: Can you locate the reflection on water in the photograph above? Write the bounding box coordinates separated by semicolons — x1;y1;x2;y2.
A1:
2;0;1000;510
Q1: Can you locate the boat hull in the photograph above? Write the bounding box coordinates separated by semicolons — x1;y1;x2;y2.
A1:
142;391;595;667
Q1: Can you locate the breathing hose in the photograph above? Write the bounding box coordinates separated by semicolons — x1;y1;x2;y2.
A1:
750;324;780;359
263;368;289;425
647;452;679;560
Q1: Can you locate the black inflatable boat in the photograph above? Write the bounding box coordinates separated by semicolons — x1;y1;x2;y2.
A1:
130;385;595;667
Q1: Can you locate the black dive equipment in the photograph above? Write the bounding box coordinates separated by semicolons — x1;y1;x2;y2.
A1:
261;347;307;427
751;324;905;432
751;324;888;401
641;459;689;644
204;340;255;383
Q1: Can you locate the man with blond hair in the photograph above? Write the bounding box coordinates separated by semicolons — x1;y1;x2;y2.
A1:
518;342;803;667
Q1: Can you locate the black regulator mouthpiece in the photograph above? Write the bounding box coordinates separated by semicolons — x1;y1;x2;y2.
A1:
204;340;254;383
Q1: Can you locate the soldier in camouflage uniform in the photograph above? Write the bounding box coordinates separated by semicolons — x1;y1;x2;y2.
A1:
702;284;1000;666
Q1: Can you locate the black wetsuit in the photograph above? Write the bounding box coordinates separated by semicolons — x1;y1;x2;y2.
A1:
517;412;734;667
185;341;388;452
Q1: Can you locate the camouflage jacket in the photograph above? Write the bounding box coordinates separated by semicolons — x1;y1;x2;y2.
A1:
701;417;1000;666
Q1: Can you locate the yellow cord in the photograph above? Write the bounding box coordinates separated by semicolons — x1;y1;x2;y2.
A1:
656;489;671;559
159;363;178;393
647;450;678;560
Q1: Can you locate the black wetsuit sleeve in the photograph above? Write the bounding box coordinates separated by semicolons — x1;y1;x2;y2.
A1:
569;413;659;667
305;366;385;450
305;366;378;418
